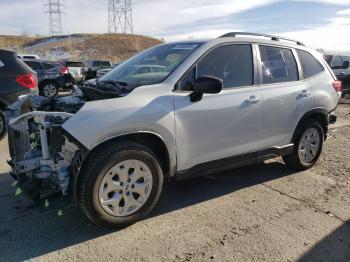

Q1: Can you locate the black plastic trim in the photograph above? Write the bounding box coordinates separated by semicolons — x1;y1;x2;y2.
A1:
175;144;294;180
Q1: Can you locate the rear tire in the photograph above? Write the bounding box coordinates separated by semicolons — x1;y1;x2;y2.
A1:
78;141;163;228
39;82;59;98
0;109;6;140
283;119;324;170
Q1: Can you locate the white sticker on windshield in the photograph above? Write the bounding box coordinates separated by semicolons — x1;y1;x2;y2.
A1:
172;44;198;50
0;60;4;68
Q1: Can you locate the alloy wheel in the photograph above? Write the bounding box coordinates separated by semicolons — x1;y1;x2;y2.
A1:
298;127;321;164
98;159;153;217
43;84;57;97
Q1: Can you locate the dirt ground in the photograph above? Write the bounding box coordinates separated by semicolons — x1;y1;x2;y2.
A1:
0;104;349;262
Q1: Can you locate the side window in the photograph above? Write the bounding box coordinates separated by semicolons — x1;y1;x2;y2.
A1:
24;61;43;71
331;56;342;68
259;45;298;84
342;56;350;63
42;63;55;69
197;44;254;88
297;50;324;79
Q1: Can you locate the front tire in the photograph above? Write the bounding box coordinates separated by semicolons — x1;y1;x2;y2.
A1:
283;119;324;170
78;142;163;228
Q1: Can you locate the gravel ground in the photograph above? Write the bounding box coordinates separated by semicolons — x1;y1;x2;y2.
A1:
0;104;349;262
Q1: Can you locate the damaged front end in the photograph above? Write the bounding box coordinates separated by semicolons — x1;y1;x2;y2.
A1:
6;89;86;199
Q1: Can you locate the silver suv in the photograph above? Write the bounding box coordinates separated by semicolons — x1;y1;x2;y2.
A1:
6;32;340;228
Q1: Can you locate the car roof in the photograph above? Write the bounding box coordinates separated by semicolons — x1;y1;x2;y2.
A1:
22;58;61;65
0;49;15;56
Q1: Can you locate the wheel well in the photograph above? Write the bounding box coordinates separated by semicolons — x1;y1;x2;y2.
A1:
39;80;58;88
294;111;328;141
310;113;328;136
0;101;6;110
91;133;170;177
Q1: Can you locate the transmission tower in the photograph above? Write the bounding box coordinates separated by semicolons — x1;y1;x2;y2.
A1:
45;0;64;36
108;0;134;34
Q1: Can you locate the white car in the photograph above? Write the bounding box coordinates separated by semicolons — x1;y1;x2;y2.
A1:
18;54;40;60
65;61;87;82
6;32;340;228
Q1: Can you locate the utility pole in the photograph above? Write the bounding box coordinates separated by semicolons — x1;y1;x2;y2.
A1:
45;0;64;36
108;0;134;34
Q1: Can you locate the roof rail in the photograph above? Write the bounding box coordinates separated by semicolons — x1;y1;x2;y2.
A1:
219;32;305;46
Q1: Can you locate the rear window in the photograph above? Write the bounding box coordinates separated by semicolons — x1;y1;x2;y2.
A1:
42;62;56;69
22;56;37;59
100;61;111;67
297;50;324;79
259;45;298;84
24;61;42;71
66;61;84;67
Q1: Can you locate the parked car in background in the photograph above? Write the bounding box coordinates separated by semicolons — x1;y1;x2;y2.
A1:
96;63;120;78
61;60;87;83
18;54;40;60
85;60;112;79
22;59;75;98
5;33;340;228
324;53;350;97
0;49;38;139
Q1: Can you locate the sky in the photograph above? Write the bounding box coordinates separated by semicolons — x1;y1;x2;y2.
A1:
0;0;350;51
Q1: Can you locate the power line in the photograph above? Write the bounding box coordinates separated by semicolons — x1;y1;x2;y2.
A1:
45;0;64;36
108;0;134;34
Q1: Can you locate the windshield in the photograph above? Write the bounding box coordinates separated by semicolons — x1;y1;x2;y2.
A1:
100;61;112;67
100;43;203;87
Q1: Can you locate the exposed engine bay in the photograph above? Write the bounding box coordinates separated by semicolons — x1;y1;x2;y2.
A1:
6;82;134;199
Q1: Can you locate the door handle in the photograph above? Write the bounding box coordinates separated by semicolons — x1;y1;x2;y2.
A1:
246;96;262;104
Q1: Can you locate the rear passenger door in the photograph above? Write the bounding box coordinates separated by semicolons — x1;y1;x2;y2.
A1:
257;45;314;151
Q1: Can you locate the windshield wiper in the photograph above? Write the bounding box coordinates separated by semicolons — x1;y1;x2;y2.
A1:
99;80;128;86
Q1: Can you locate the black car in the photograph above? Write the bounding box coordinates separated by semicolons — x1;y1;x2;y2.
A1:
85;60;112;80
324;54;350;97
0;49;38;139
22;59;75;98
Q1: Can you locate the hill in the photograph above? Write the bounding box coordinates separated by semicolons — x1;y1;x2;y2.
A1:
0;34;163;63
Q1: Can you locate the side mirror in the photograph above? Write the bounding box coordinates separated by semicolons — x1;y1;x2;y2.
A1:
190;76;223;102
343;61;349;69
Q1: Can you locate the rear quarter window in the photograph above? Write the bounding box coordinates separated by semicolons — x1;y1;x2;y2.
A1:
296;50;324;79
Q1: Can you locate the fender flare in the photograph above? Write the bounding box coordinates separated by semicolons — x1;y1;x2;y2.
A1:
291;107;329;143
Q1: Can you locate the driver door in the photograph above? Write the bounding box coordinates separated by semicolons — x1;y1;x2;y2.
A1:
173;44;262;172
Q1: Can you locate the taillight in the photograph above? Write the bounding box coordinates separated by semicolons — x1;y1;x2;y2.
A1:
333;80;342;93
60;65;69;75
16;73;38;89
